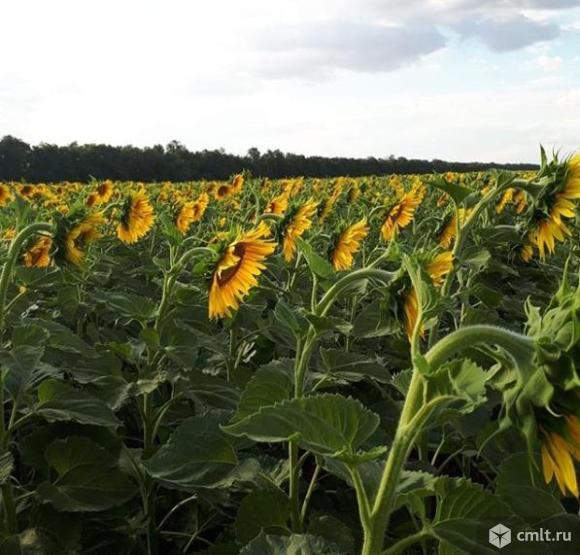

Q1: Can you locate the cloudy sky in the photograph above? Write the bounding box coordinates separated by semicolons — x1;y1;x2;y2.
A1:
1;0;579;163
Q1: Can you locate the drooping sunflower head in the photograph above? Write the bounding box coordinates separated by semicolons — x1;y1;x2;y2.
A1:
381;188;422;242
88;180;114;207
116;192;155;244
331;218;369;271
215;184;232;201
264;193;289;216
525;152;580;260
208;221;276;319
540;412;580;497
55;212;105;266
0;184;13;206
175;202;196;235
281;199;318;262
191;192;210;222
403;251;454;340
22;236;53;268
230;174;244;194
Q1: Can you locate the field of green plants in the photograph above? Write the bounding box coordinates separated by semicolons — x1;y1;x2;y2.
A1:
0;149;578;554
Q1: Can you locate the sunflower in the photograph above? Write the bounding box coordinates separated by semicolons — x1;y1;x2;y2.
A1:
438;208;471;249
65;213;105;266
513;189;527;214
215;184;232;201
381;189;422;241
87;180;114;207
331;219;369;271
528;154;580;259
18;184;35;199
0;184;13;206
208;221;276;319
520;242;534;263
23;236;52;268
282;199;318;262
404;252;453;340
264;193;289;216
193;193;209;222
175;202;196;235
230;174;244;194
541;415;580;497
496;188;514;214
116;192;155;244
530;218;569;260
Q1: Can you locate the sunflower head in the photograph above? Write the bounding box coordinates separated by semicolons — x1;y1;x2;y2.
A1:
208;221;275;319
0;184;13;206
281;199;318;262
53;212;105;266
524;152;580;260
495;271;580;495
22;236;53;268
381;188;422;242
175;202;196;235
331;218;369;271
264;193;289;216
403;251;454;340
116;192;155;244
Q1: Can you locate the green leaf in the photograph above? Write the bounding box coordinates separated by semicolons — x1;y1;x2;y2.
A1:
274;300;307;338
232;359;294;423
319;348;389;383
296;237;335;278
184;372;240;410
424;359;487;422
223;394;380;460
142;412;239;488
101;292;157;322
240;533;344;555
352;300;398;338
0;324;52;399
308;514;355;555
496;453;566;524
0;449;14;485
35;379;121;428
235;488;290;544
26;319;93;355
304;314;353;336
432;480;519;555
37;437;136;512
430;175;473;205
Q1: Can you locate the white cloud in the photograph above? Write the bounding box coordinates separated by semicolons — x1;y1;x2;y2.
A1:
0;0;579;162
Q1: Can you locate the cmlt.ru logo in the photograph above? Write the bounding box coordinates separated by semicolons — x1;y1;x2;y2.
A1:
489;524;512;548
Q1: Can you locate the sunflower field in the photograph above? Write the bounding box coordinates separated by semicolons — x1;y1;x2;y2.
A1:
0;149;579;555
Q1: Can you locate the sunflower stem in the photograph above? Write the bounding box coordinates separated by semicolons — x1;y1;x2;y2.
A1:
0;221;53;535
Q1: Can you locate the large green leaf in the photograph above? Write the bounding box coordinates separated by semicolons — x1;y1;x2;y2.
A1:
142;412;240;488
430;175;473;205
424;359;487;423
496;453;569;525
35;379;121;428
296;237;335;278
432;480;522;555
318;348;389;383
183;372;240;410
223;394;380;460
231;359;294;423
240;533;344;555
235;487;290;543
37;437;136;512
0;324;51;399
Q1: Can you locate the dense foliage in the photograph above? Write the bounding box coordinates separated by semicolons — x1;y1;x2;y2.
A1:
0;135;537;182
0;150;578;554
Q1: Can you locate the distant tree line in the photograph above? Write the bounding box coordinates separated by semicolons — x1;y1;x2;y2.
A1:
0;135;538;182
